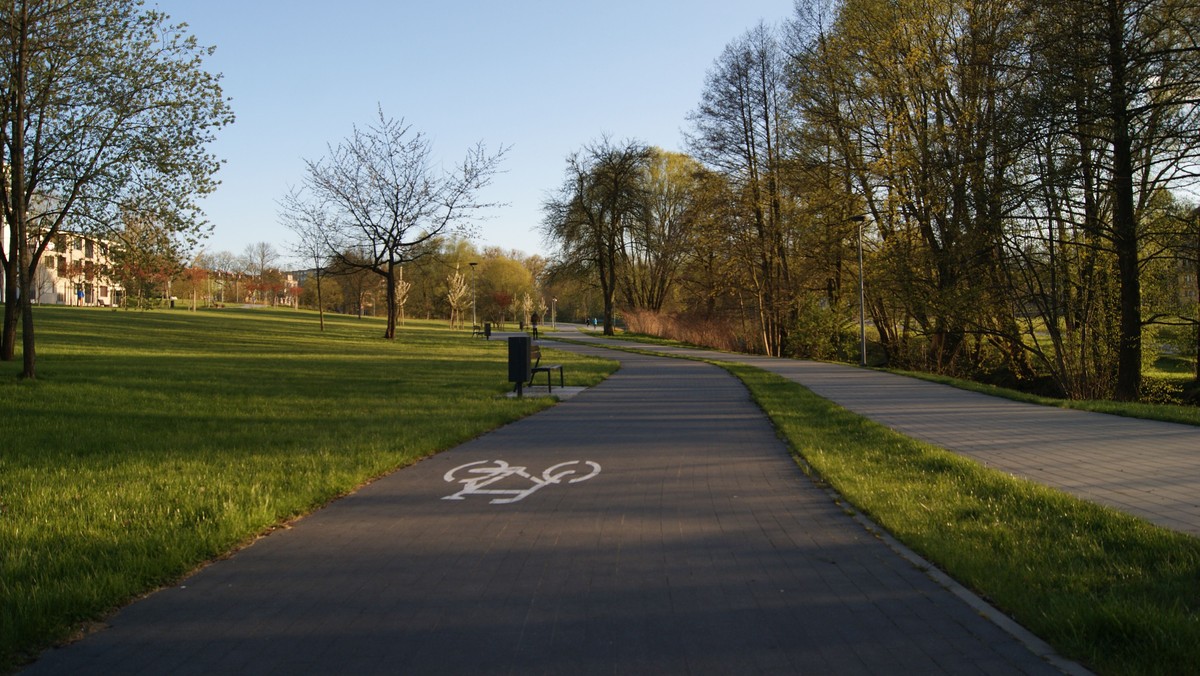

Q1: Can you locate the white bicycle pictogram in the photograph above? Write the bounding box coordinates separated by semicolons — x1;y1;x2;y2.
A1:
442;459;602;504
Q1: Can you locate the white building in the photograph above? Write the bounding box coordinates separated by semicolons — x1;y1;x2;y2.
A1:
0;221;122;306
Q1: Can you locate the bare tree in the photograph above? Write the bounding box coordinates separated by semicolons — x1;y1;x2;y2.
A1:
687;23;794;356
242;242;279;304
394;267;413;325
284;108;506;339
281;196;333;330
446;264;468;328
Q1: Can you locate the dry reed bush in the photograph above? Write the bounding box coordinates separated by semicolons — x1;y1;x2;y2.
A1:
623;309;745;353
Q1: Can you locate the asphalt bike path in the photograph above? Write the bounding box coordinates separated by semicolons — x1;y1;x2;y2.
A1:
25;344;1072;675
564;330;1200;538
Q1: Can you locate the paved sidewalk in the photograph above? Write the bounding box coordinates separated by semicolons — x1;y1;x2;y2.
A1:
566;329;1200;537
24;346;1071;675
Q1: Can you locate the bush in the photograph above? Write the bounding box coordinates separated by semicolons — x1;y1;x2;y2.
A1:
623;309;749;353
785;297;856;361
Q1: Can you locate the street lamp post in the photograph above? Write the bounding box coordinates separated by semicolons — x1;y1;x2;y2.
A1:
469;261;478;329
850;215;867;367
551;297;557;328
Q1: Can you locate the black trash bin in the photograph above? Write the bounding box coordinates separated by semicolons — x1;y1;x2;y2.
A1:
508;336;531;397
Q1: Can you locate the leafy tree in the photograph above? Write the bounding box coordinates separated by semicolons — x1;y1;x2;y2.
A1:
491;290;513;327
327;249;378;318
543;138;651;335
617;149;702;313
472;248;534;325
179;264;208;311
108;212;182;310
1026;0;1200;399
0;0;232;378
300;274;342;313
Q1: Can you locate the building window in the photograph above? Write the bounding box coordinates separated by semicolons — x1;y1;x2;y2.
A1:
85;240;94;258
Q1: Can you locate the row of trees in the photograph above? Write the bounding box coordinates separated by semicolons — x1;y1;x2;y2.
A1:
287;239;554;330
543;0;1200;401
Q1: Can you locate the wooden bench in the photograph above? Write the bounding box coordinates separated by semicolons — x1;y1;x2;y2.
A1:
529;344;564;391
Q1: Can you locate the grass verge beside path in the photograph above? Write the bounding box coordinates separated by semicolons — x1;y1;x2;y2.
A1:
0;306;616;672
727;363;1200;676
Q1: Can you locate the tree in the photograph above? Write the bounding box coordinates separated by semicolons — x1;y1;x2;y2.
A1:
0;0;232;378
491;290;513;327
543;138;651;336
300;273;342;313
284;108;506;340
1045;0;1200;400
617;149;702;313
242;242;279;304
687;23;795;356
394;266;412;325
475;249;533;325
446;264;468;329
108;211;182;310
180;264;208;311
328;249;378;318
282;196;335;330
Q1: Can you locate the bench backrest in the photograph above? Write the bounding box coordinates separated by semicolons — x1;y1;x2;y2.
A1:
531;344;541;367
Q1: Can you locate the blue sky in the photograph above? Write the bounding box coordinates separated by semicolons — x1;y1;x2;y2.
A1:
151;1;796;263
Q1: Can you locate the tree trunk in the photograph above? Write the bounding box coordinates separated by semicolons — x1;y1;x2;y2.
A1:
1108;0;1141;401
317;271;325;332
2;254;17;360
14;3;33;379
20;270;36;379
383;264;397;339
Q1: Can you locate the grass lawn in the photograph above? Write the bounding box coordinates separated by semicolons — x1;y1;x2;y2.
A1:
728;364;1200;676
0;305;616;671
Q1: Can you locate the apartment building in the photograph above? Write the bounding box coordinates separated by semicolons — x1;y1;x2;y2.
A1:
0;222;122;307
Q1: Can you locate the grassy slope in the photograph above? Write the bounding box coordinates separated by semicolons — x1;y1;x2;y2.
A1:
0;306;615;670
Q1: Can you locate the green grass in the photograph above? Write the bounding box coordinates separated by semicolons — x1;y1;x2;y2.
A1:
728;363;1200;676
0;306;616;671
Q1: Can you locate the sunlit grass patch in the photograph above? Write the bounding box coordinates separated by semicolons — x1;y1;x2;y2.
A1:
0;306;615;670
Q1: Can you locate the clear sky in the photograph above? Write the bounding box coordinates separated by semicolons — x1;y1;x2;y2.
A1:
150;1;796;264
